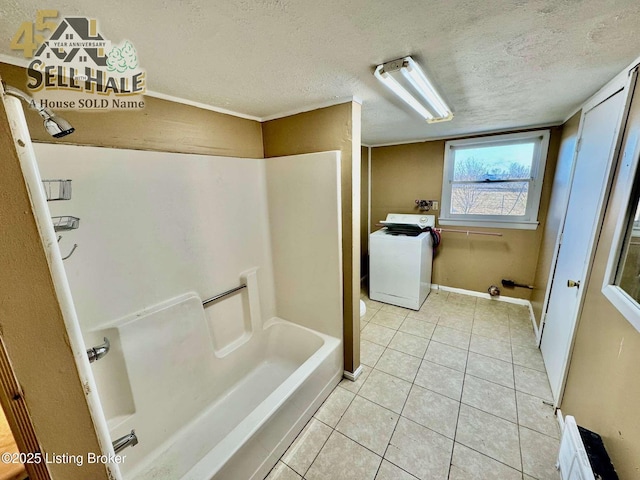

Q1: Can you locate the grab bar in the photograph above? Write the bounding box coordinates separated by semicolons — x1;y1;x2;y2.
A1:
202;284;246;307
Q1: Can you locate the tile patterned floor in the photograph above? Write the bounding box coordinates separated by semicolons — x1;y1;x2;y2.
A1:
265;290;561;480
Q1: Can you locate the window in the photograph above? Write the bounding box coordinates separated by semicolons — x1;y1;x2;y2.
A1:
602;133;640;333
439;130;550;230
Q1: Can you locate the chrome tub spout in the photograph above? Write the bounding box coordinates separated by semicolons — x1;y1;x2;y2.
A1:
87;337;110;363
113;430;138;454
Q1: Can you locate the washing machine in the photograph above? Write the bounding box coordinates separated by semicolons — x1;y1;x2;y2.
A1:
369;214;435;310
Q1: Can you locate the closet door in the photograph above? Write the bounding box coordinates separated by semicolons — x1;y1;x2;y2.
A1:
541;88;628;403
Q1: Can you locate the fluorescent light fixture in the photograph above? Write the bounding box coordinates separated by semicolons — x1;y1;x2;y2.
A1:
374;56;453;123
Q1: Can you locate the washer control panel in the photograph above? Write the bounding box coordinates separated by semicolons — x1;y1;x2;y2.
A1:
384;214;435;229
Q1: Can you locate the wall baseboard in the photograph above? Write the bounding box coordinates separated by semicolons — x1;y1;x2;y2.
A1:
556;407;565;431
528;301;540;343
431;284;539;340
343;365;363;382
431;284;530;305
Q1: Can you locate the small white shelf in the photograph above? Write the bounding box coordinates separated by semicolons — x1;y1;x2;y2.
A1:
52;216;80;232
42;179;72;201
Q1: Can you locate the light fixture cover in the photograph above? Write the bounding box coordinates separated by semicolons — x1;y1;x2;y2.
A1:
374;56;453;123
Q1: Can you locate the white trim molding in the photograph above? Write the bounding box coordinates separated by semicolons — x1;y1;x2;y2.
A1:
367;122;562;148
145;90;261;121
343;365;363;382
430;284;539;338
601;68;640;333
528;301;540;343
556;408;565;431
431;284;529;304
260;97;361;122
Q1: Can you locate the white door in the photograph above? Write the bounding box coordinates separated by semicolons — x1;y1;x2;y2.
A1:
541;90;626;402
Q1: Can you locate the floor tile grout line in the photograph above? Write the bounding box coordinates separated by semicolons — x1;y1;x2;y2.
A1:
319;384;358;427
448;302;475;479
458;395;517;425
285;418;334;478
374;350;425;383
360;342;430;415
381;346;426;362
411;380;463;403
468;348;515;364
369;320;406;330
456;394;526;427
354;389;406;417
278;401;336;477
379;339;434;475
514;361;553;375
452;438;528;476
276;422;318;477
383;415;455;469
509;310;526;475
306;396;392;478
418;376;558;436
519;423;561;440
295;292;546;480
381;456;425;480
428;338;469;353
318;429;388;472
464;370;515;390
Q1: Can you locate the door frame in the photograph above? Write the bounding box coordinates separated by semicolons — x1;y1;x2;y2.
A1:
538;68;637;406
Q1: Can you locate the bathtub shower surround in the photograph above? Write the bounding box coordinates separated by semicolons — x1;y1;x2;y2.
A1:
35;144;344;480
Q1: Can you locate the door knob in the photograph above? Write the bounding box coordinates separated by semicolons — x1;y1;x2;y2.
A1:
567;279;580;288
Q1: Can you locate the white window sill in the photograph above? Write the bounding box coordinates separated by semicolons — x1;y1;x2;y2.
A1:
602;285;640;333
437;218;539;231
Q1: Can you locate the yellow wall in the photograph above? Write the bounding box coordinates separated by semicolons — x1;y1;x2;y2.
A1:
0;62;264;158
262;102;361;372
561;83;640;479
530;112;581;326
370;128;562;299
361;145;369;279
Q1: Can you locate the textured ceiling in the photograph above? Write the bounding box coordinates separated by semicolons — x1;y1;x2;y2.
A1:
1;0;640;144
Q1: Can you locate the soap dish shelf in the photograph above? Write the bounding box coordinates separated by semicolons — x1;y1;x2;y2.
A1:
42;179;72;201
52;216;80;232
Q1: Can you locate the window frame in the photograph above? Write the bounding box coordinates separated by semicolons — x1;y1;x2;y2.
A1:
602;120;640;333
439;130;551;230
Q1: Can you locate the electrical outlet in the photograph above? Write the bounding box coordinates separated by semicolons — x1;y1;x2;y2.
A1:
432;201;439;211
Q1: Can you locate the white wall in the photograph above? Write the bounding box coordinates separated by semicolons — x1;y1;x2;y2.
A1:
34;145;342;343
266;152;343;339
35;144;277;333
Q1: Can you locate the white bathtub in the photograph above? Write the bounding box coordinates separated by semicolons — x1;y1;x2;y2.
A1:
89;277;342;480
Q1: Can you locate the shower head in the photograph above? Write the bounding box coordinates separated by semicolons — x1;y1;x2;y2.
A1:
41;110;75;138
3;84;75;138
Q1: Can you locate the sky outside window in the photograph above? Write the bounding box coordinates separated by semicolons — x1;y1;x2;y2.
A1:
453;142;535;181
